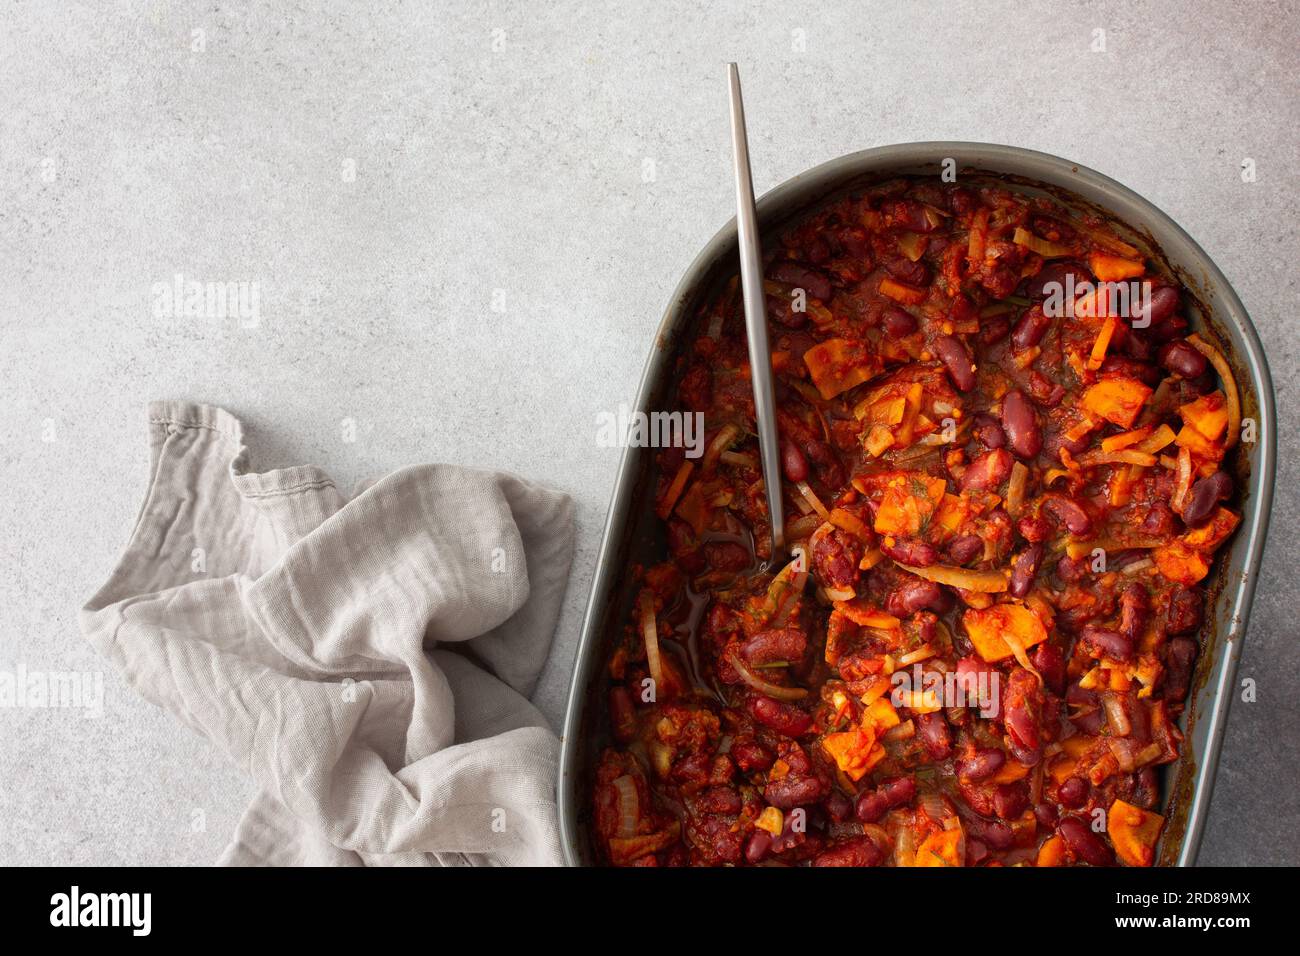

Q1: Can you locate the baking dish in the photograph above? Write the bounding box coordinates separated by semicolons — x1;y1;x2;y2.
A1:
558;142;1276;866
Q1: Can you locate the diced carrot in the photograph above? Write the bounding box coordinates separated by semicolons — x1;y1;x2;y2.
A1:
1174;423;1223;461
1036;835;1068;867
1182;507;1240;551
804;338;884;400
873;475;947;535
1107;799;1164;867
821;728;878;781
833;600;900;630
1089;252;1145;282
1087;315;1118;370
1179;391;1229;443
861;697;901;736
913;829;963;867
879;276;927;305
1152;541;1210;585
990;761;1030;785
1101;426;1152;452
864;424;895;457
962;604;1049;663
1081;378;1153;428
829;507;873;541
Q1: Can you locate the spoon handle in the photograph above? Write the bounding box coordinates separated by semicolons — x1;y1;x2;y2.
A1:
727;63;785;556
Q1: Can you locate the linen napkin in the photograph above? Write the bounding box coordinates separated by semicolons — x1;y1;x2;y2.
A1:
80;401;574;866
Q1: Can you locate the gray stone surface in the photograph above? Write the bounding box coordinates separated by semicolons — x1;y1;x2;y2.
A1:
1;0;1296;866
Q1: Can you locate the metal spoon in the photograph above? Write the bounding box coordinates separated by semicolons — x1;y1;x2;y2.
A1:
727;63;785;559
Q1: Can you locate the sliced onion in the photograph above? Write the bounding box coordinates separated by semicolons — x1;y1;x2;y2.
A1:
725;648;808;701
822;585;856;602
720;450;757;469
796;480;831;520
1102;694;1132;737
1077;449;1158;468
1171;445;1193;513
612;775;640;838
638;590;663;691
898;563;1008;593
1006;461;1028;517
897;644;935;666
702;423;741;470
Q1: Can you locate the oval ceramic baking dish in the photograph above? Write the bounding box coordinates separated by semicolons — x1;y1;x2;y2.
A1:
558;142;1275;866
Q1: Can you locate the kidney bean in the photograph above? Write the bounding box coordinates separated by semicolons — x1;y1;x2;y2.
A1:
804;439;845;489
1000;390;1042;460
744;829;772;863
885;255;930;287
1157;340;1206;380
885;577;951;616
1167;586;1204;635
1057;816;1115;866
731;736;773;772
961;447;1013;492
994;783;1030;820
1009;543;1044;598
1137;285;1179;328
946;534;984;566
881;198;939;233
880;537;939;567
934;334;976;391
874;305;917;338
1035;801;1060;829
609;688;639;744
1017;515;1051;544
1164;636;1199;703
1150;315;1189;343
957;748;1006;782
778;438;809;483
1012;304;1052;350
813;836;885;867
854;776;916;823
1117;582;1150;643
965;814;1014;850
1057;776;1088;809
1079;627;1134;662
703;544;748;576
741;627;807;666
765;772;827;809
915;712;952;760
1032;642;1066;695
697;786;743;815
1143;501;1177;537
972;413;1006;450
811;527;864;590
979;315;1011;346
1182;471;1233;527
825;789;854;823
749;696;812;738
771;261;831;301
1043;495;1093;536
1131;766;1160;809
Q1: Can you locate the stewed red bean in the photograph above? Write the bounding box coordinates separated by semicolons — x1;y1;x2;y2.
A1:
1182;471;1233;527
1009;543;1044;598
1058;816;1116;866
1001;390;1042;459
1012;303;1052;350
957;748;1006;782
1042;495;1093;536
934;334;976;391
781;437;809;482
1158;340;1208;379
882;305;919;337
880;537;939;567
1079;626;1134;662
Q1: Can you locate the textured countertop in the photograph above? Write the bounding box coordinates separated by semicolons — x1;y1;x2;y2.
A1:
1;0;1296;865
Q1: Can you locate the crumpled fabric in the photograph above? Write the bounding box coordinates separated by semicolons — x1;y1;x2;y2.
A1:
80;401;574;866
